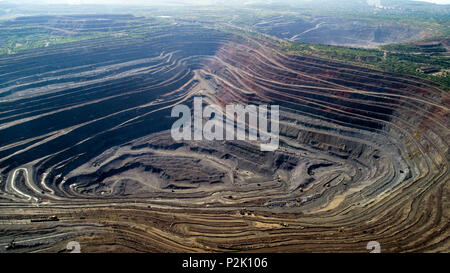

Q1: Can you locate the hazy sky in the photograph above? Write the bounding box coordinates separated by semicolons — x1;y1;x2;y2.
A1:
61;0;449;3
1;0;449;5
418;0;450;3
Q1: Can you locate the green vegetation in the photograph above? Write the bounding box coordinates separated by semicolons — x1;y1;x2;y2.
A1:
0;23;114;55
0;31;111;55
0;16;176;55
284;40;450;91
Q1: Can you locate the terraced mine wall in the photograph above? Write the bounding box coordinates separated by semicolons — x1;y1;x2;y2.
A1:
255;17;427;47
0;23;448;253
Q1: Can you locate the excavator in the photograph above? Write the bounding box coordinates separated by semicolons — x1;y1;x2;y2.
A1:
4;238;15;250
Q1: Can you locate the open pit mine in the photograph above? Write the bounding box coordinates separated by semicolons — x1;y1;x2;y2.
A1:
0;21;448;253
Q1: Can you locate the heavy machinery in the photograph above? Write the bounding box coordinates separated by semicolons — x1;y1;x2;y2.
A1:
48;215;58;221
30;215;59;223
4;239;15;250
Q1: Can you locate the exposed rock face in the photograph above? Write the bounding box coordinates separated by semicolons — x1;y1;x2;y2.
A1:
255;17;428;47
0;24;448;252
